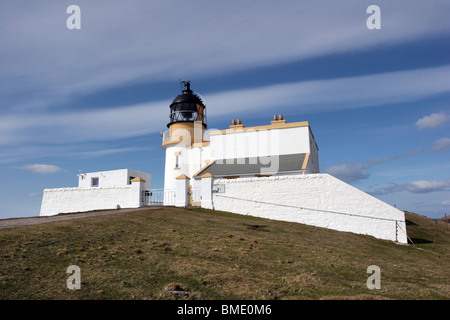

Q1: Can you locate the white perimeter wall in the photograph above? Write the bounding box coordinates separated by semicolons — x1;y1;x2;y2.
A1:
210;174;407;243
40;186;133;216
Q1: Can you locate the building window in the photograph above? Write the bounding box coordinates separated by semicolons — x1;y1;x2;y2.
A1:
91;177;99;187
175;156;179;168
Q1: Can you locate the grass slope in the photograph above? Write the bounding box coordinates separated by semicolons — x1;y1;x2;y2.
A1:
0;207;448;300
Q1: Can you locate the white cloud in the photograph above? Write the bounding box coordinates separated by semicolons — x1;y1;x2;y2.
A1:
430;138;450;153
416;112;450;129
441;200;450;206
405;179;450;193
17;164;64;174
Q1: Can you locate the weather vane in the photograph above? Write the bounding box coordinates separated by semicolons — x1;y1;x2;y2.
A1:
181;80;191;93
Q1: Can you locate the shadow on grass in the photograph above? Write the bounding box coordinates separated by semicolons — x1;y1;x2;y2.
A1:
408;237;433;245
405;219;418;226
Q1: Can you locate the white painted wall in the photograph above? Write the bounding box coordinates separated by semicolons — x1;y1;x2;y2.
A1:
40;186;133;216
164;145;182;192
209;174;407;243
40;169;151;216
209;126;319;174
78;169;151;190
210;126;312;158
187;145;211;179
163;144;211;192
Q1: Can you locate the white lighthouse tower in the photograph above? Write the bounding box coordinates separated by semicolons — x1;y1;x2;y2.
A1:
161;81;211;204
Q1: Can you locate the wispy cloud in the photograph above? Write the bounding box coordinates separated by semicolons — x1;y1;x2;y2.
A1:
430;138;450;153
69;147;149;159
0;101;168;147
373;179;450;195
1;65;448;164
27;192;42;197
365;148;424;166
325;163;370;184
1;1;449;114
16;164;64;174
415;112;450;129
207;65;450;119
324;148;423;183
325;112;450;183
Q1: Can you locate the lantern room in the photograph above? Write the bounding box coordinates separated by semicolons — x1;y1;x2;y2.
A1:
168;81;207;128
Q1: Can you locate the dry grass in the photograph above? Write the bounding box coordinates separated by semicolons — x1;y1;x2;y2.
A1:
0;207;448;300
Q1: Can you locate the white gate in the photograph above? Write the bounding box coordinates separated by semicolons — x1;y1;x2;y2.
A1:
163;189;176;206
145;189;163;206
144;189;164;206
144;189;176;206
191;187;201;206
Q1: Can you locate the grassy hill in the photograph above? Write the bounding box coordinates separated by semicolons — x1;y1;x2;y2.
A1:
0;207;448;300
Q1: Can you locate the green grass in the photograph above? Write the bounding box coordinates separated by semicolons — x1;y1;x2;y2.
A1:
0;207;448;300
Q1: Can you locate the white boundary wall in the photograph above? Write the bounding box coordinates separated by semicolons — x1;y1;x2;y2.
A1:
210;174;407;243
40;186;133;216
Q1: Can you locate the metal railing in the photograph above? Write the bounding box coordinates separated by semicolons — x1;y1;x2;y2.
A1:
145;189;176;206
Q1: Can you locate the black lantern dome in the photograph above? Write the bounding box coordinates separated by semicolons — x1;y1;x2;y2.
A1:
168;81;207;128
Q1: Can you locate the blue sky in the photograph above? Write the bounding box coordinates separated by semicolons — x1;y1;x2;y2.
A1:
0;1;449;219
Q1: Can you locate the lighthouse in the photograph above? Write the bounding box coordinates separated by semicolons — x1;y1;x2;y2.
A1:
161;81;322;205
161;81;211;203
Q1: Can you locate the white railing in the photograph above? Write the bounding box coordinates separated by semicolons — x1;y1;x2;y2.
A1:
144;188;203;207
145;189;164;206
162;130;171;144
145;189;176;206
